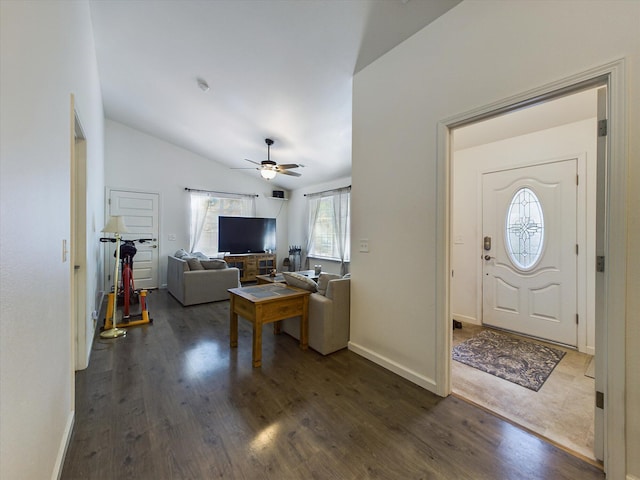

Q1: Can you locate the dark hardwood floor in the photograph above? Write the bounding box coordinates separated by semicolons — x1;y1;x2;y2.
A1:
61;289;604;479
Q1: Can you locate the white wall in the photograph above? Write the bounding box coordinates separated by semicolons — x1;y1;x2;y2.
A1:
105;120;290;286
0;1;105;478
451;118;597;353
288;176;352;275
351;1;639;477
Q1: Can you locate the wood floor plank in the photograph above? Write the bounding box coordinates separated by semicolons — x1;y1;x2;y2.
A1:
61;290;604;479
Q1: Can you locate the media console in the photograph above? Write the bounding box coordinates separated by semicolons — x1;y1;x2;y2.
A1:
223;253;276;283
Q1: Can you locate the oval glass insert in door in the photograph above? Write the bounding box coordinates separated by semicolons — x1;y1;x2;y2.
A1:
505;187;545;270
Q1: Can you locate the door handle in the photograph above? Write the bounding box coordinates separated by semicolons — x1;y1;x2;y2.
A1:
484;255;494;261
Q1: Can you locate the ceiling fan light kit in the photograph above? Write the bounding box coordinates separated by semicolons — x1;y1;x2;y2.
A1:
237;138;302;180
261;168;277;180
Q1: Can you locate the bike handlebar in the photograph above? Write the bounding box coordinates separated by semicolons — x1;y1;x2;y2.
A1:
99;237;155;243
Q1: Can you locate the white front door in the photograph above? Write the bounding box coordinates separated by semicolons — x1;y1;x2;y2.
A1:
482;159;577;346
107;189;159;290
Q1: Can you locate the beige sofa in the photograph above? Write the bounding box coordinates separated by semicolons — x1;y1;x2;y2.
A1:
167;255;240;306
281;277;350;355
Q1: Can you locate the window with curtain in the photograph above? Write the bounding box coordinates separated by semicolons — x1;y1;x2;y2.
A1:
306;187;350;273
189;191;255;256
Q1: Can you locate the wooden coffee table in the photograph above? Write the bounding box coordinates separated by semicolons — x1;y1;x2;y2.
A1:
228;284;311;367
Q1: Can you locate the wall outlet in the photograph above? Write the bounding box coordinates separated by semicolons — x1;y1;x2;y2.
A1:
359;239;369;253
168;234;176;241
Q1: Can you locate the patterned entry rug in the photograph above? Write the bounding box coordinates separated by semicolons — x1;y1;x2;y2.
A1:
452;330;566;392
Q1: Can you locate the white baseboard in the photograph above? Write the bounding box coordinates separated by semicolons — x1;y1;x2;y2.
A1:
348;341;437;393
627;475;640;480
52;411;74;480
451;313;478;325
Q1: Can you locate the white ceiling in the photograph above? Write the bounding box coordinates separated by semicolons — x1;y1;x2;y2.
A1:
89;0;461;190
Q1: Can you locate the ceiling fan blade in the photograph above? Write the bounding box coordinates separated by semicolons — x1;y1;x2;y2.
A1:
277;163;299;170
244;158;262;166
231;167;260;170
280;170;302;177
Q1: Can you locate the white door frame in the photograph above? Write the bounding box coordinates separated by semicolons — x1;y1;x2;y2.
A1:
70;94;90;372
436;59;626;476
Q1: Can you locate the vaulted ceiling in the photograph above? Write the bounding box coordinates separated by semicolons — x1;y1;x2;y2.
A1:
89;0;461;189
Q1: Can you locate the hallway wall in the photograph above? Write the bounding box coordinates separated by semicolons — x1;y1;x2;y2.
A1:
351;1;639;476
0;1;105;478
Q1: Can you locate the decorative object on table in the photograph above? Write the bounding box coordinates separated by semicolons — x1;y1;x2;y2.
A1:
270;269;277;277
314;264;322;276
100;215;129;339
452;330;565;391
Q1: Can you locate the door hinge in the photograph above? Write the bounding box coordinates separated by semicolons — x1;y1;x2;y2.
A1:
576;244;579;255
598;119;608;137
576;174;579;186
596;391;604;409
576;314;579;325
596;255;605;272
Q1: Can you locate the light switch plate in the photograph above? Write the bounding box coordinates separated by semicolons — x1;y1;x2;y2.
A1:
168;234;177;241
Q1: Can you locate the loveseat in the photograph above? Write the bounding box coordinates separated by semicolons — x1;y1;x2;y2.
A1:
167;254;240;306
281;273;350;355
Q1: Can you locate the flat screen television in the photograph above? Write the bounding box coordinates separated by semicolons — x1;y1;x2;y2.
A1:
218;216;276;254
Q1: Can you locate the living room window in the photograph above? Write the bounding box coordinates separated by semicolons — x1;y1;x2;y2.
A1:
189;190;255;256
306;187;350;270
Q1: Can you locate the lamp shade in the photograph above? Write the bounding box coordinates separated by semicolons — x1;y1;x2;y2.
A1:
260;168;277;180
102;215;129;234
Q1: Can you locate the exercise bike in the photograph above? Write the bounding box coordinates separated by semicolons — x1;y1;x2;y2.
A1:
100;237;154;330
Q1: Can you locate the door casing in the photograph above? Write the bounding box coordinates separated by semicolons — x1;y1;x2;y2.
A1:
436;59;626;476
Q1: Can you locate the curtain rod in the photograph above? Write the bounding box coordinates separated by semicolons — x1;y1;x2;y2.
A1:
304;185;351;197
185;187;258;197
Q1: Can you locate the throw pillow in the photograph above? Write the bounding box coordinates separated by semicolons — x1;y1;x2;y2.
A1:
174;248;190;259
201;259;228;270
343;273;351;279
316;273;342;296
282;272;318;293
192;252;209;260
186;257;204;271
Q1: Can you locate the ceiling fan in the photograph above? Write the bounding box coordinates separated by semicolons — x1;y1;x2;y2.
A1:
238;138;302;180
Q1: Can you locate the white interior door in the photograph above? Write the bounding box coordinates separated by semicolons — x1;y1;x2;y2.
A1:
482;159;577;346
107;189;159;290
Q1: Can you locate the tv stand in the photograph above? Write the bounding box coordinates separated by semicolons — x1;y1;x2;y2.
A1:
224;253;276;283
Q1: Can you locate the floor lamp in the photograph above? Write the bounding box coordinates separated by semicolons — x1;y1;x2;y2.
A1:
100;215;128;339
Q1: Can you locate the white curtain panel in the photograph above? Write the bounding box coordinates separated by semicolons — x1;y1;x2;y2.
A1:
189;192;255;256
